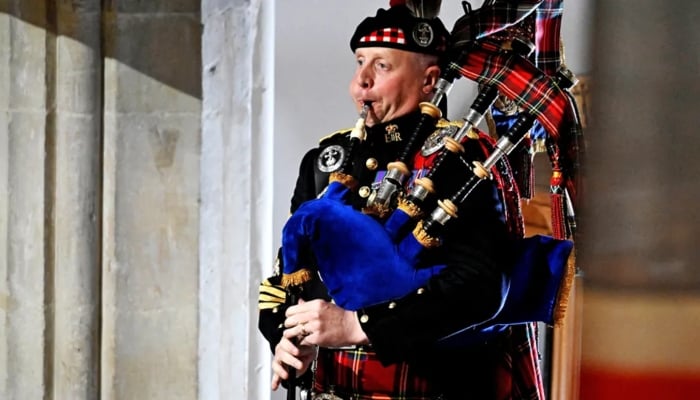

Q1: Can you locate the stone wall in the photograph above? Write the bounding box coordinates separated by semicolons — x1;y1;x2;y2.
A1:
0;1;272;399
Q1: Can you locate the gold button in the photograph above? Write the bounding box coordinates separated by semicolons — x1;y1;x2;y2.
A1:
358;186;371;198
278;323;284;329
388;302;397;309
365;158;378;170
416;288;425;295
360;314;369;323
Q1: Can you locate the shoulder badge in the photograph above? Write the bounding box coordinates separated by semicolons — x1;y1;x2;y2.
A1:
317;144;346;173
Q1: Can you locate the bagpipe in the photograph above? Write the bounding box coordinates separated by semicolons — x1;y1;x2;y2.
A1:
281;0;581;351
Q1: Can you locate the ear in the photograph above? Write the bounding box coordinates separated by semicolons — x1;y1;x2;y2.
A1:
422;65;441;94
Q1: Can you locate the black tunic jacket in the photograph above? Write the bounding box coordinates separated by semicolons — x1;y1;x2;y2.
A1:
259;111;514;366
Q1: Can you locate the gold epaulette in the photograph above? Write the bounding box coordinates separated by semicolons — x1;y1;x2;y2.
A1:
435;118;463;129
318;128;352;144
434;118;479;139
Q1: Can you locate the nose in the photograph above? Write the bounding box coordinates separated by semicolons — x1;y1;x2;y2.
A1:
355;66;373;89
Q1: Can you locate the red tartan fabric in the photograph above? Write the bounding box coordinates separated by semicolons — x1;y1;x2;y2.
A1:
534;0;563;76
489;323;547;400
313;324;545;400
450;0;562;76
313;347;437;400
451;0;541;45
456;40;569;138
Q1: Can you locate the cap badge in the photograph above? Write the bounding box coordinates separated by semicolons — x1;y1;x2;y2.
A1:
413;22;434;47
317;144;346;172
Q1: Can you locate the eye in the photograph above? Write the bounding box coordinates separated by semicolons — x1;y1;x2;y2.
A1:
375;61;389;71
356;57;365;67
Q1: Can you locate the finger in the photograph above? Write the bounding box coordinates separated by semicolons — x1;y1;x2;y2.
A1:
275;347;304;372
285;298;312;317
282;323;309;340
283;314;308;329
271;373;282;391
271;358;291;380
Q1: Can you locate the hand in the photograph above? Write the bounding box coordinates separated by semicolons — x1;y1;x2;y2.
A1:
270;336;316;391
283;299;369;348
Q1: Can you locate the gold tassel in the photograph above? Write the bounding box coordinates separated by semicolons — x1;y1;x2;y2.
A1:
329;171;358;190
412;220;441;248
397;197;424;219
552;247;576;327
281;268;314;288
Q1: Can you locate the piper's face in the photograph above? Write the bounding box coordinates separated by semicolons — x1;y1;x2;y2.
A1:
349;47;438;126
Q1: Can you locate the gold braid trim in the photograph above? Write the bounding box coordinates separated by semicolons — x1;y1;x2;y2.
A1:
412;220;441;248
552;247;577;327
259;302;282;310
258;278;287;310
259;286;286;300
281;268;314;288
329;171;358;190
397;197;423;219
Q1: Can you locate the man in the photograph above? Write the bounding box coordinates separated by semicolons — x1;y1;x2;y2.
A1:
259;4;543;399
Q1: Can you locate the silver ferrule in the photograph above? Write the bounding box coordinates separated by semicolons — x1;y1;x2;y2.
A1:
373;169;406;205
429;207;452;226
482;137;515;169
463;108;484;127
350;103;371;141
432;78;454;100
384;168;406;183
409;184;431;202
453;121;476;143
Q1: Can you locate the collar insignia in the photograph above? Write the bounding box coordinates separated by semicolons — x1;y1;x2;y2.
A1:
384;124;402;143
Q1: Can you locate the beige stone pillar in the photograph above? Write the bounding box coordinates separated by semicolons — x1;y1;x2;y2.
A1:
200;1;275;398
101;1;202;399
0;2;49;399
51;1;102;398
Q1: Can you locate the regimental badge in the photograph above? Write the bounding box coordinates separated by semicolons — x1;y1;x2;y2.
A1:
413;22;434;47
421;125;458;156
317;144;345;173
384;124;402;143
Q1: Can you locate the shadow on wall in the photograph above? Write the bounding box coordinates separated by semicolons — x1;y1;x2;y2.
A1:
0;1;202;99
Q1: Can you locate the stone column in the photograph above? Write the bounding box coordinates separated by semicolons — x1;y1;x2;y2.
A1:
101;1;202;399
50;1;102;398
200;1;275;399
0;2;50;399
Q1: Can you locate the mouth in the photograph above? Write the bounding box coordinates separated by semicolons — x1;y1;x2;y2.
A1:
360;100;375;112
